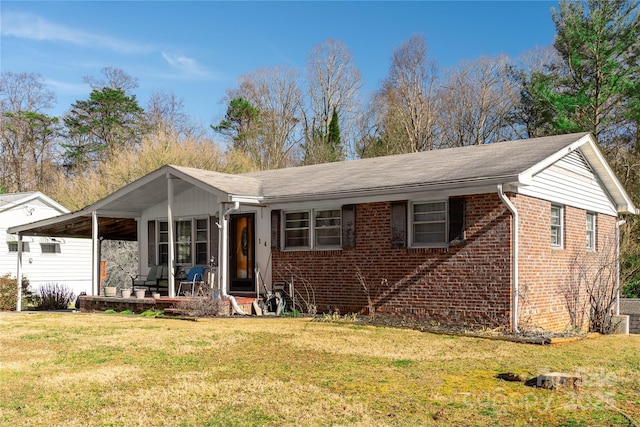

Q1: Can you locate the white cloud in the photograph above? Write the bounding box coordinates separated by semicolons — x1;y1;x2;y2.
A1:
1;11;154;54
161;52;214;79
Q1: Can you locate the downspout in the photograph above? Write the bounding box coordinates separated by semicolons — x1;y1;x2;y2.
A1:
498;184;519;334
616;219;625;315
219;201;247;315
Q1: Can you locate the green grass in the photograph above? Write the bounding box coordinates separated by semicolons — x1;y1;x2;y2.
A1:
0;312;638;426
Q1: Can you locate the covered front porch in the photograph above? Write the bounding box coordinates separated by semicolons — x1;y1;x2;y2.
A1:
8;165;272;315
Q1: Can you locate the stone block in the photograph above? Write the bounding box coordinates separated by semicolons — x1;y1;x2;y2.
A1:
536;372;582;390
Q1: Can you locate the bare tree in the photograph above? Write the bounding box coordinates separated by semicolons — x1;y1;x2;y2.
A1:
374;34;440;154
304;39;363;163
83;66;139;93
230;66;304;169
0;72;60;192
437;55;518;147
146;90;204;141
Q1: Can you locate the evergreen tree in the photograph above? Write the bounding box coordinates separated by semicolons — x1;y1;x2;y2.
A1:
63;87;147;172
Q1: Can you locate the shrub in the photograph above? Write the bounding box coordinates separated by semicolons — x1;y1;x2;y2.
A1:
173;288;225;317
34;283;75;311
0;274;32;311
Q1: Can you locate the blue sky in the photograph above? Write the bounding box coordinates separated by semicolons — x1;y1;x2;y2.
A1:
1;1;559;126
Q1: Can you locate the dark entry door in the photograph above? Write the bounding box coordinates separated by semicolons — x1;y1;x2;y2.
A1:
229;213;255;292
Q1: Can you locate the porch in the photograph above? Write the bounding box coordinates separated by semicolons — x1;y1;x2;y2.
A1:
78;294;256;315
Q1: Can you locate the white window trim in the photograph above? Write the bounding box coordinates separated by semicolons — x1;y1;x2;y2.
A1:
551;205;564;248
282;208;342;251
409;200;449;248
586;212;596;251
157;217;210;266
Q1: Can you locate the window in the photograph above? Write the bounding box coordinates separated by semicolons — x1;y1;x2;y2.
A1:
7;242;29;253
586;212;596;250
40;243;60;254
412;201;447;246
195;219;209;265
175;220;192;264
284;211;310;249
315;209;341;247
156;218;209;266
283;209;342;249
551;205;563;247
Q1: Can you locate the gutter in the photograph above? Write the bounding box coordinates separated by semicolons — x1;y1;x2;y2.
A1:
218;201;247;315
497;184;519;333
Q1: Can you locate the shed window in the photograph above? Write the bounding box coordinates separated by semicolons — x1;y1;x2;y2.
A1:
551;205;563;248
7;242;29;253
40;243;60;254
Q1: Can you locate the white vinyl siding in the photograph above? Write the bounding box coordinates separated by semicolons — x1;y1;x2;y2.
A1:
551;205;563;248
520;150;617;216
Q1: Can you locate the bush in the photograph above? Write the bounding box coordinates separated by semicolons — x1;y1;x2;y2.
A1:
34;283;75;310
0;274;32;311
173;288;225;317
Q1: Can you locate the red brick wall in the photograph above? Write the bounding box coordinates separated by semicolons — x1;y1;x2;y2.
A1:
272;194;513;328
514;194;617;331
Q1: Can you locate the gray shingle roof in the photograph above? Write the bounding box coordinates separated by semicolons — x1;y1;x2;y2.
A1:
242;133;590;201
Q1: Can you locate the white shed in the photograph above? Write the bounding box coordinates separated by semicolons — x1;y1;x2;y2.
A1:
0;192;92;298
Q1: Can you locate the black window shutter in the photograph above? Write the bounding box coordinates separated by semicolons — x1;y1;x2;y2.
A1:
390;201;407;248
271;210;280;249
147;220;156;267
448;197;465;243
342;204;356;248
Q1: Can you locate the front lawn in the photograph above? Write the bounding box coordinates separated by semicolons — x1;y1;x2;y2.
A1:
0;312;638;426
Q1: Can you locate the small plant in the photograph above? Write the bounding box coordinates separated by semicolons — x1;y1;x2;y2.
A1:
355;266;389;316
34;283;75;311
104;309;117;314
140;309;163;317
119;309;133;315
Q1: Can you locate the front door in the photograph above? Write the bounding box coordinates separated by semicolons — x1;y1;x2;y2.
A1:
229;213;255;292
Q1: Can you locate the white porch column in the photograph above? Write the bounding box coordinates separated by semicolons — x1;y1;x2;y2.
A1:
16;234;23;312
167;174;175;297
92;211;99;295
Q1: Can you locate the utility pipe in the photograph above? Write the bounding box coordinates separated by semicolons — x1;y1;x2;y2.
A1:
616;219;626;315
498;184;519;333
219;201;247;315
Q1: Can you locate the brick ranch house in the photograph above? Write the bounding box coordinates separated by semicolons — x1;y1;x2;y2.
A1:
9;132;637;332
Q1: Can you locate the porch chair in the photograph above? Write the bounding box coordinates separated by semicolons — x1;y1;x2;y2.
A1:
131;265;169;293
132;265;161;289
177;266;207;297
